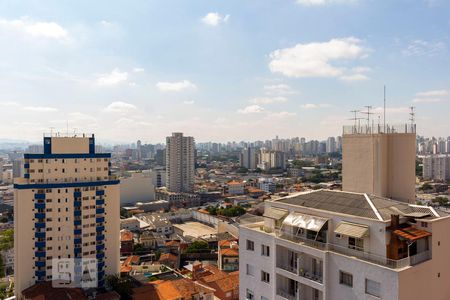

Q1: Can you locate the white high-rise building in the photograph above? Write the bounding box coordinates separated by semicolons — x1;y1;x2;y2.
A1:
165;132;195;193
239;189;450;300
326;137;336;153
240;147;258;170
14;134;120;296
423;154;450;181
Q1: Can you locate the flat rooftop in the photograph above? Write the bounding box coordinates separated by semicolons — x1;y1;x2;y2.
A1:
275;189;445;221
173;221;217;238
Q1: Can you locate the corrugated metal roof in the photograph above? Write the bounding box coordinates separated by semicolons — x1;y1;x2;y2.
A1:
263;207;288;220
334;221;369;238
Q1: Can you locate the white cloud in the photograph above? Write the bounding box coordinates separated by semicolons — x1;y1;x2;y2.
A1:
183;100;195;105
412;98;445;103
413;89;449;104
415;89;449;97
0;18;68;40
68;112;97;122
104;101;137;113
24;106;58;112
263;84;297;95
237;105;265;114
403;39;446;57
250;96;287;104
267;111;297;119
133;67;144;73
0;101;20;107
201;12;230;26
297;0;357;5
340;73;369;82
156;80;197;92
300;103;332;109
269;37;369;79
96;68;128;86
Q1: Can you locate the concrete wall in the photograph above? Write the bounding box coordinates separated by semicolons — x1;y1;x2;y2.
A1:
120;172;155;205
342;133;415;203
398;216;450;300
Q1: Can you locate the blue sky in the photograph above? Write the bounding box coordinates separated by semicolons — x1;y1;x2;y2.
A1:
0;0;449;143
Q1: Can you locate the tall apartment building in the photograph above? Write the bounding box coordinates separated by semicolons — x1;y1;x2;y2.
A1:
14;135;120;296
342;124;416;203
259;149;286;171
326;137;336;153
239;189;450;300
166;132;195;193
423;154;450;181
240;147;258;170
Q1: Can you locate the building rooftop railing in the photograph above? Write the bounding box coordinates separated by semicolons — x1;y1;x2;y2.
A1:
343;123;416;135
244;222;431;270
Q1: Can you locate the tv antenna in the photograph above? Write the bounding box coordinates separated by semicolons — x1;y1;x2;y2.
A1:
383;85;386;133
362;105;374;127
409;106;415;125
349;110;364;133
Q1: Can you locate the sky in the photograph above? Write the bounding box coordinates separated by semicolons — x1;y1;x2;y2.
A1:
0;0;449;144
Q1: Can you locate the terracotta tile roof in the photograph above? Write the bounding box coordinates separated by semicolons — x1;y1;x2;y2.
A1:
165;240;180;247
198;209;210;214
158;253;178;262
124;255;140;265
393;226;432;241
120;265;132;273
220;248;239;257
228;181;243;186
155;279;214;300
132;284;158;300
207;271;239;293
94;291;121;300
218;239;238;248
121;230;133;242
21;282;87;300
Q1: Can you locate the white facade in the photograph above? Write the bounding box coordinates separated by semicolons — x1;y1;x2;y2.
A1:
14;135;120;297
239;190;450;300
166;132;195;193
423;154;450;181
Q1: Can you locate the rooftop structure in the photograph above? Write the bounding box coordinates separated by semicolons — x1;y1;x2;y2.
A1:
239;189;450;300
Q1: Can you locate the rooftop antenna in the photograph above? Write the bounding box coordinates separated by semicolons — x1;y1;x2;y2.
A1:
349;110;364;133
409;106;416;130
383;85;386;133
49;127;55;137
66;120;69;137
362;105;374;127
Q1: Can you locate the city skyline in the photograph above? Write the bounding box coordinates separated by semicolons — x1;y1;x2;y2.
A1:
0;0;449;142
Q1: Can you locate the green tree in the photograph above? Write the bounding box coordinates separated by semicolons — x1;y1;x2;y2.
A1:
186;241;209;253
0;229;13;251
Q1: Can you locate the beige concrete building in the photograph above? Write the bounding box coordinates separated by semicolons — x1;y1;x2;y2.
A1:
14;134;120;297
342;124;416;203
165;132;195;193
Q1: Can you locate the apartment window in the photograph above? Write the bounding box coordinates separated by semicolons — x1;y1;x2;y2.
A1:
246;289;254;300
421;222;428;228
348;237;364;251
246;264;255;276
246;240;254;251
365;279;380;298
261;244;270;257
339;271;353;287
261;271;270;283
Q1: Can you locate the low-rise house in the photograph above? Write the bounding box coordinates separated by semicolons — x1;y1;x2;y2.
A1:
120;229;134;256
218;240;239;272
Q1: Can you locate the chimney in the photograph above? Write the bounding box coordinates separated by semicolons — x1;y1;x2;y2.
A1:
390;215;400;229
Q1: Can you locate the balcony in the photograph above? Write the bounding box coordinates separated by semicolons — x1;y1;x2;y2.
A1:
35;232;46;238
277;289;297;300
35;261;45;267
74;191;82;198
34;203;45;210
35;270;46;277
74;210;81;216
96;199;105;205
35;241;46;248
74;229;82;235
35;222;46;229
96;225;105;232
246;222;431;270
96;244;105;251
74;220;81;226
35;251;46;258
74;201;82;207
96;190;105;196
35;213;45;219
96;208;105;214
96;252;105;259
24;163;30;169
96;217;105;223
34;193;46;200
98;261;105;269
96;235;105;241
74;238;82;245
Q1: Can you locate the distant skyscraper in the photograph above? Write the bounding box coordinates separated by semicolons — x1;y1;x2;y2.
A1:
12;158;23;178
136;140;142;161
14;134;120;296
240;147;258;170
165;132;195;193
326;137;336;153
423;154;450;181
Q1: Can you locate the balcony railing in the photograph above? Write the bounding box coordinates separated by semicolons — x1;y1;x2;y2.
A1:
275;230;429;269
277;289;297;300
277;263;323;284
343;123;416;135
